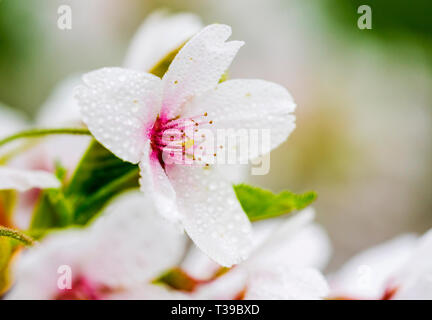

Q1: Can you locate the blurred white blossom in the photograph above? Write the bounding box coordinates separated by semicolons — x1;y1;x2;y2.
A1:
330;230;432;300
7;191;187;300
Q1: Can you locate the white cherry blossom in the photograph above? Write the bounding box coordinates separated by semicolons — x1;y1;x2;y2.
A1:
188;208;331;300
7;191;187;300
0;11;204;230
330;230;432;300
76;24;296;267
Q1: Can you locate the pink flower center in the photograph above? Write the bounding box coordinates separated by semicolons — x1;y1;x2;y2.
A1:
149;112;213;167
55;277;109;300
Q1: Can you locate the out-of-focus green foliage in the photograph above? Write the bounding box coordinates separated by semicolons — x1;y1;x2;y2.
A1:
0;225;33;296
234;184;317;222
0;237;13;296
153;267;200;292
0;0;39;70
30;188;73;230
320;0;432;62
0;191;16;227
0;0;42;114
323;0;432;39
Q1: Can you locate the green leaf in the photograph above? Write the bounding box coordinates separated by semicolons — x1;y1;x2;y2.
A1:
234;184;317;222
30;189;73;230
65;140;139;225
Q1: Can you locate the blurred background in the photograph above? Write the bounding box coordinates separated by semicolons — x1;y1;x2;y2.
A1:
0;0;431;270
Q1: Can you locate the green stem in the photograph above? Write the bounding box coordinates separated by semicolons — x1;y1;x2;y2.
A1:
0;128;91;148
0;226;35;246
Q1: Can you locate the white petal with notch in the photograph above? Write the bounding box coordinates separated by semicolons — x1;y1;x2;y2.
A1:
161;24;244;119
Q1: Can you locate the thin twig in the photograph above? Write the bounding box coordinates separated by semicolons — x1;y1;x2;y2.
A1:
0;128;91;148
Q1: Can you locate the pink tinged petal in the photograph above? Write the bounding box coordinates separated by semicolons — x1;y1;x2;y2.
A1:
244;267;329;300
7;191;187;299
124;11;203;72
7;230;90;300
139;141;180;224
108;283;190;300
76;67;163;164
165;165;253;267
0;168;60;192
182;79;296;164
161;24;244;119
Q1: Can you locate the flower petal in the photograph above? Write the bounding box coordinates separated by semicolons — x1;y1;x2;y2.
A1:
76;67;162;163
329;234;417;299
6;230;90;300
244;267;329;300
181;245;221;281
7;191;187;299
124;11;202;72
183;79;296;163
392;230;432;300
139;141;180;224
161;24;244;118
0;168;60;192
83;191;187;289
109;283;190;300
165;165;253;267
181;208;321;281
0;103;28;138
250;209;331;271
37;75;84;127
193;268;248;299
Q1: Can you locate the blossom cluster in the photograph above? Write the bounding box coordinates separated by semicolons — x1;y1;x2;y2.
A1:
0;12;430;300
